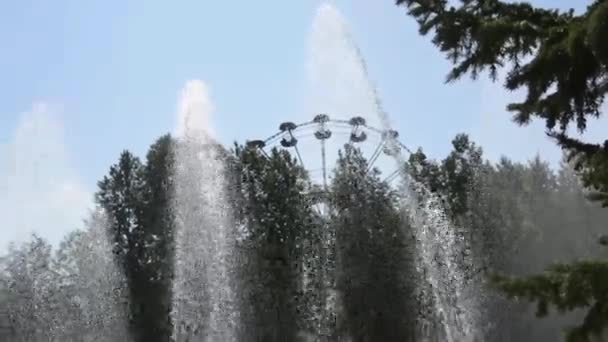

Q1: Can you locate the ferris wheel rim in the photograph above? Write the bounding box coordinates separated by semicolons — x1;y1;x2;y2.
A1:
247;117;413;154
245;115;415;196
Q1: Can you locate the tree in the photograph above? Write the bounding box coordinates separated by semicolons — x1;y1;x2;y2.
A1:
1;212;129;341
96;150;148;341
138;135;175;340
492;257;608;342
397;1;608;339
491;156;608;342
0;261;13;341
96;136;177;341
331;145;417;341
555;156;608;258
3;235;55;341
439;134;483;219
409;135;521;340
231;145;317;341
397;0;608;206
407;134;608;340
51;211;130;341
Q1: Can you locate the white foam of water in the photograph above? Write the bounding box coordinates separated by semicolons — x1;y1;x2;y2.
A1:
171;80;238;342
307;4;480;340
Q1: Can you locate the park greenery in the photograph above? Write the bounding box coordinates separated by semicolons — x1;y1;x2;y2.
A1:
397;0;608;340
0;1;606;341
2;131;606;341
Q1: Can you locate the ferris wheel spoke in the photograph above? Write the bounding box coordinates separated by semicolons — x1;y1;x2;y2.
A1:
383;169;401;183
259;148;270;159
366;139;386;173
292;144;306;168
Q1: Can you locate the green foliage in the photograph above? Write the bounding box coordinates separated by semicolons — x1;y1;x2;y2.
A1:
95;136;175;342
550;133;608;207
7;128;608;341
331;145;417;341
411;133;608;340
398;1;608;339
397;0;608;206
1;223;129;341
2;235;54;340
137;135;175;340
492;259;608;342
231;144;317;341
408;134;483;220
96;150;146;271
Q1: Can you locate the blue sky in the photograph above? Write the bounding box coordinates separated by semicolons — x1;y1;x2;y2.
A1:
1;0;605;248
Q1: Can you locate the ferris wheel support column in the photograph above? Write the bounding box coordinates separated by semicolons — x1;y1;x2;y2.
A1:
313;114;332;193
321;139;328;191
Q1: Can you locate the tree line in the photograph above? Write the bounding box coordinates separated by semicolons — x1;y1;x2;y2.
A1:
1;130;607;341
2;0;606;340
397;1;608;340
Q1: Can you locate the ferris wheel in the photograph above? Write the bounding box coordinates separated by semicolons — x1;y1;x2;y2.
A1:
245;114;414;203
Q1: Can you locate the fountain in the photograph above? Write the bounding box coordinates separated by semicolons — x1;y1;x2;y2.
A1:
171;80;239;342
0;209;129;341
169;4;480;341
306;4;479;341
1;4;483;341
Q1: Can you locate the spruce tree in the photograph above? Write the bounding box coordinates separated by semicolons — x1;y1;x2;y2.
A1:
409;135;520;340
331;145;417;341
397;0;608;206
96;151;149;341
397;1;608;339
407;134;606;340
139;135;175;341
231;145;315;341
96;137;179;341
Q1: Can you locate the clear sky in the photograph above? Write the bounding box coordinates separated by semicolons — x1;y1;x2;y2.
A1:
1;0;606;250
